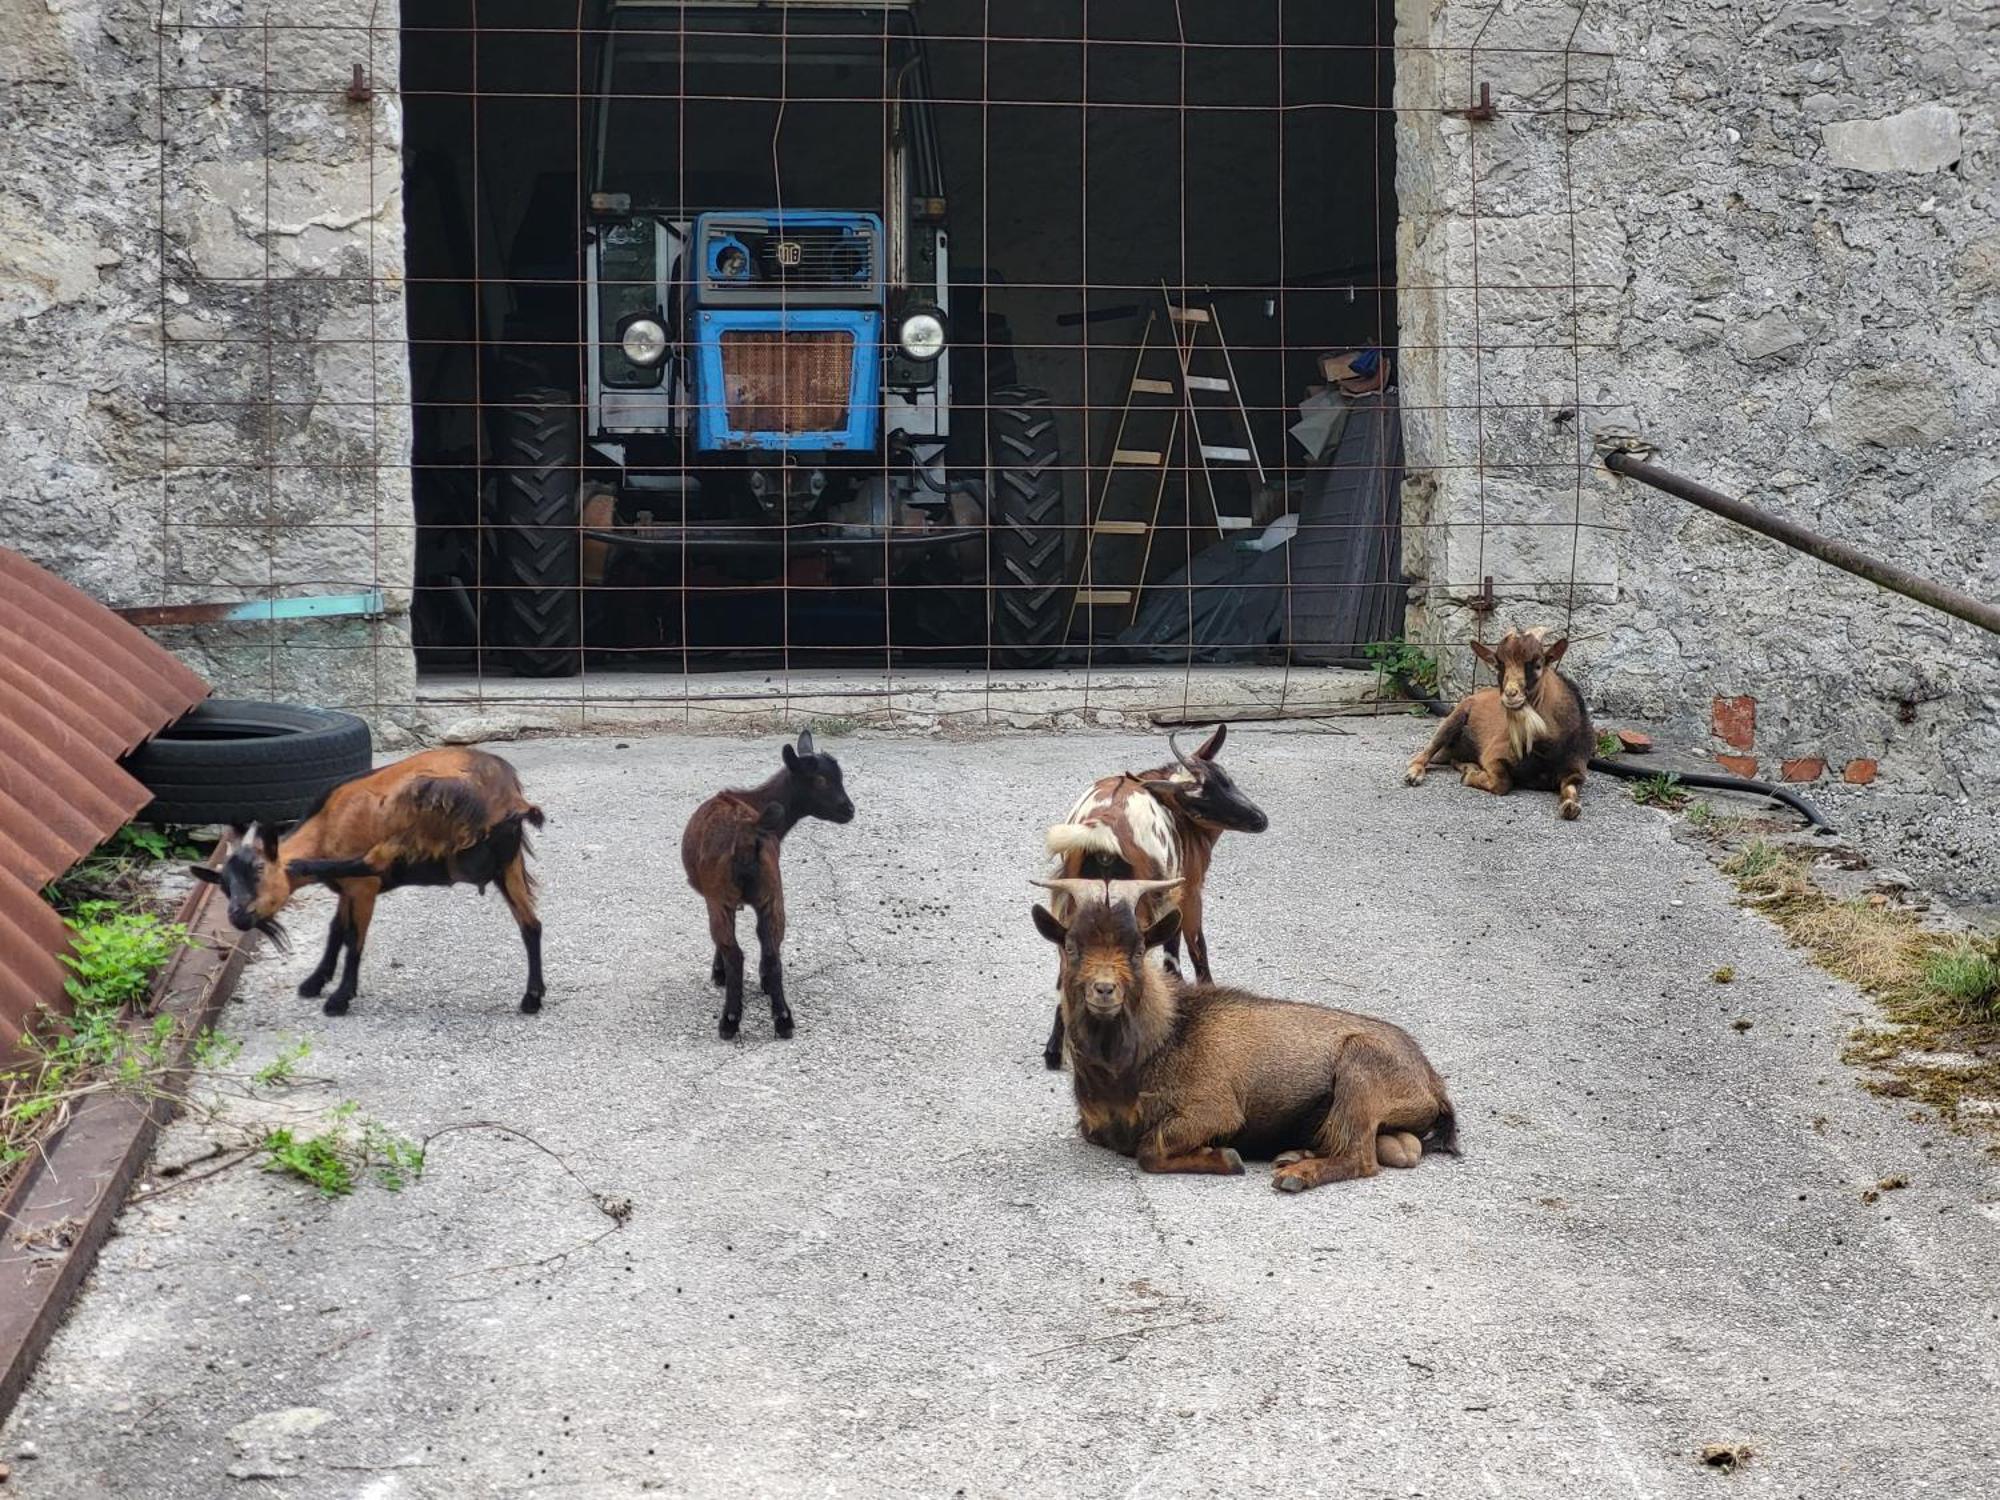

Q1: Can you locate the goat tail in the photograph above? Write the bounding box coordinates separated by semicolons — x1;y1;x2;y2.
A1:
523;802;546;830
1425;1103;1462;1159
1046;822;1122;860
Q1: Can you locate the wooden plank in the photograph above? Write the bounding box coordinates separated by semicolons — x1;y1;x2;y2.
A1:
1184;375;1231;392
1130;377;1175;396
1075;589;1135;606
1092;520;1149;536
1166;305;1211;323
1111;449;1164;467
1199;445;1254;463
1216;515;1254;532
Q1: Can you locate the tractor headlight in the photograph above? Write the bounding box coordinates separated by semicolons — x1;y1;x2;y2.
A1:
620;317;668;368
897;310;946;362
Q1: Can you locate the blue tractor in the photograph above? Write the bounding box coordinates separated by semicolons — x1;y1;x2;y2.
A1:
484;0;1068;673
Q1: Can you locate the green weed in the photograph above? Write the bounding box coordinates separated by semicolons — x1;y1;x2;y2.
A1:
1595;731;1622;758
252;1038;313;1088
810;716;859;738
259;1107;425;1197
1919;938;2000;1022
1630;772;1690;811
1362;640;1441;698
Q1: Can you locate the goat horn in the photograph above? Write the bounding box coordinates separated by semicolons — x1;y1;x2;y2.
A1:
1030;877;1183;906
1167;731;1197;771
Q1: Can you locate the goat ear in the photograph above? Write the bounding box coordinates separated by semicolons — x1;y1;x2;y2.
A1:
782;743;800;771
1142;907;1182;952
1139;779;1185;804
1193;723;1226;761
1468;639;1497;667
189;864;222;886
1543;636;1570;663
1031;904;1068;945
796;727;816;758
257;824;281;861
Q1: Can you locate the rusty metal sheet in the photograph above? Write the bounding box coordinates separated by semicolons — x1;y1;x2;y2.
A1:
0;548;210;1066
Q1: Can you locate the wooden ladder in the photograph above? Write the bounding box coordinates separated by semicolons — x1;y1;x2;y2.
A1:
1068;288;1265;637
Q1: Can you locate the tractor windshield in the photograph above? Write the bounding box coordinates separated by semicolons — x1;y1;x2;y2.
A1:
596;4;922;214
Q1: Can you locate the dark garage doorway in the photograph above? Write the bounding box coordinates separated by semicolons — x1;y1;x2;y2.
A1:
401;1;1398;678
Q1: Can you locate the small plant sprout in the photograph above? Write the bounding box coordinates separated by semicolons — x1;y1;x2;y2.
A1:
1919;938;2000;1022
1712;966;1736;984
252;1038;313;1088
1630;772;1690;811
1595;730;1622;758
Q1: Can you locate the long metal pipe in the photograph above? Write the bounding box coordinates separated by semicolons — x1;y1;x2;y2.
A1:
1602;450;2000;638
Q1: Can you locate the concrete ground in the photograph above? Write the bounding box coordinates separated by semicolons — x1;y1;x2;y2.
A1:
5;721;1997;1499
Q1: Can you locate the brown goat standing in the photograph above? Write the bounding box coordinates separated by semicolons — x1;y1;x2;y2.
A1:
1404;627;1594;819
1032;879;1458;1192
189;747;546;1014
681;729;854;1040
1040;724;1268;1069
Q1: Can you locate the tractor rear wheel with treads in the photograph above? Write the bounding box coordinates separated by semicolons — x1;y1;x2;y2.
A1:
987;385;1067;667
486;387;582;677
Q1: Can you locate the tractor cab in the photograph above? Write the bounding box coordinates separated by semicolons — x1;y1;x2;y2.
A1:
484;0;1066;675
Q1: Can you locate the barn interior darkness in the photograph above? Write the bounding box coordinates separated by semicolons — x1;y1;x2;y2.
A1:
401;0;1397;672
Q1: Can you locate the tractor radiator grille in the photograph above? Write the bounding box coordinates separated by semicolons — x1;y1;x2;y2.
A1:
719;330;853;434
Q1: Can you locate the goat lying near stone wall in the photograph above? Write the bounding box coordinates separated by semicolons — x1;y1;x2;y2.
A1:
1032;878;1458;1193
681;729;854;1040
191;747;546;1015
1404;626;1595;820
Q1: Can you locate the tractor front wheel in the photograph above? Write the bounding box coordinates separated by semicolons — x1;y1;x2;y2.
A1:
986;385;1067;666
486;387;583;677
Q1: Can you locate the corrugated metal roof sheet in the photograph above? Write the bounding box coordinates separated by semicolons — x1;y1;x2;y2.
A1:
0;549;209;1060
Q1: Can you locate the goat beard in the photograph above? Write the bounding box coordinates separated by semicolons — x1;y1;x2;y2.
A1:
1068;1006;1141;1076
254;916;292;954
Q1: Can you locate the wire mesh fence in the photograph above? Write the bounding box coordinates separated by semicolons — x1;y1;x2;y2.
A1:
142;0;1620;731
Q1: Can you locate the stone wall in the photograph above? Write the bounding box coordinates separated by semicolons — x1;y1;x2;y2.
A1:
1;1;416;738
1396;0;1999;898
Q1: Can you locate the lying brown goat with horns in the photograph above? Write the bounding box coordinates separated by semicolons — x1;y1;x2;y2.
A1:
1404;626;1594;819
1032;878;1458;1192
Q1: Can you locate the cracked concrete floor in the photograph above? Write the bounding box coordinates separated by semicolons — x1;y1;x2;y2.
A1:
4;721;1997;1498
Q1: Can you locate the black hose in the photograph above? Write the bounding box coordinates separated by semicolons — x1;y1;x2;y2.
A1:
1390;674;1834;835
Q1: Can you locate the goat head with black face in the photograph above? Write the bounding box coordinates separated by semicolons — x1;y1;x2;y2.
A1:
194;822;296;951
1404;626;1594;819
681;728;854;1041
1038;723;1269;1069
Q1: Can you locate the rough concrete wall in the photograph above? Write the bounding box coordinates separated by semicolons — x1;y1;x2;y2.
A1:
1397;0;1999;897
1;1;415;738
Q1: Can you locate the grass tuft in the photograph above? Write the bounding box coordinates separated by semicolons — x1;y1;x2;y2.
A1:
1630;772;1690;810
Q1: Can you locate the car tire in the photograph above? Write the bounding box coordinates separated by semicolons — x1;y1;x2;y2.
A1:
986;385;1068;667
121;700;374;828
487;387;584;677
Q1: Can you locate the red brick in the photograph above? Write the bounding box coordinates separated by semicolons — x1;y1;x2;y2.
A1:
1615;729;1654;753
1715;754;1759;777
1781;757;1826;783
1712;694;1756;750
1844;758;1879;785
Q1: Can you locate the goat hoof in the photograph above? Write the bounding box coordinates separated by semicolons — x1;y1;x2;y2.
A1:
1272;1149;1310;1167
1403;768;1425;786
297;975;327;999
1377;1131;1423;1170
772;1013;794;1040
520;992;544;1014
1218;1147;1245;1175
1273;1165;1315;1194
322;996;351;1017
1559;801;1581;821
718;1015;741;1040
1042;1047;1064;1071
